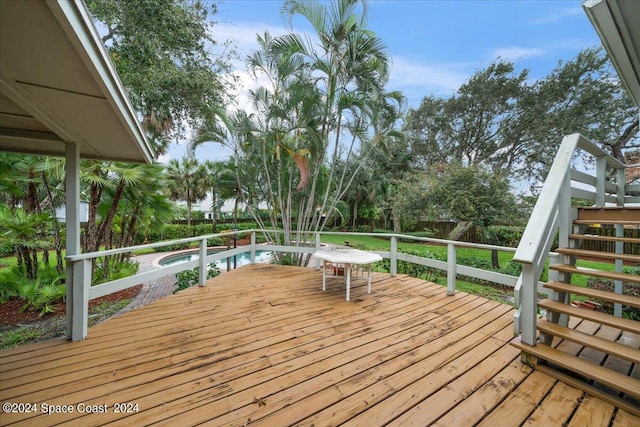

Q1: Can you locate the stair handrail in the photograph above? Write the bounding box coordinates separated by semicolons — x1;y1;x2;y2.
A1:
513;133;633;346
513;134;580;345
514;134;581;266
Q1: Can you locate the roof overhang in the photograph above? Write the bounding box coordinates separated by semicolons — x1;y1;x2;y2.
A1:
583;0;640;107
0;0;154;163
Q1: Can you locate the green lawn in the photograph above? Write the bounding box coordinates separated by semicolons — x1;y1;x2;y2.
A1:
320;232;618;290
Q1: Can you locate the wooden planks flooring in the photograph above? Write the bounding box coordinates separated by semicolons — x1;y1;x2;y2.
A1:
1;264;637;426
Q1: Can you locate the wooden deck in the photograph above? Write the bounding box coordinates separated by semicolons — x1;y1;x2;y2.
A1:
1;264;638;426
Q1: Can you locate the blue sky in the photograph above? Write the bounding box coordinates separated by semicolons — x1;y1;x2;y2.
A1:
166;0;603;164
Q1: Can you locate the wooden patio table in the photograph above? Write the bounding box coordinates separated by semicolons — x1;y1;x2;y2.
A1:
314;248;383;300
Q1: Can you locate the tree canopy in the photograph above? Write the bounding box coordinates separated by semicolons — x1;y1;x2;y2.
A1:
403;47;639;191
87;0;234;153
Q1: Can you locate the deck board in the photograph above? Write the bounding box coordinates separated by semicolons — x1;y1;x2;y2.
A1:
0;264;634;426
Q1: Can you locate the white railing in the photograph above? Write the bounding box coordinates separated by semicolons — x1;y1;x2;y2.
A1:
66;229;552;341
513;133;634;346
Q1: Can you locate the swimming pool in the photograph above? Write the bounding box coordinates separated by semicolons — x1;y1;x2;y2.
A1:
158;249;272;270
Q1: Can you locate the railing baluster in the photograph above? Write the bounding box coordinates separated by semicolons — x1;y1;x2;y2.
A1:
447;243;456;296
71;259;90;341
520;264;537;347
198;238;207;286
251;231;256;264
390;236;397;277
315;233;321;270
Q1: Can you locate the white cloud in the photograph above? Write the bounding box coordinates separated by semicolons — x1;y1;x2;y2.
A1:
209;21;292;69
527;8;583;25
490;47;547;61
388;55;471;98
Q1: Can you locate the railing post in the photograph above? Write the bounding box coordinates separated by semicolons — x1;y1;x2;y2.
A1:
315;233;321;270
71;259;90;341
614;167;625;317
390;236;397;277
558;170;572;249
595;155;606;206
251;231;256;264
520;264;537;347
198;238;207;286
447;243;456;296
616;167;626;206
614;224;623;317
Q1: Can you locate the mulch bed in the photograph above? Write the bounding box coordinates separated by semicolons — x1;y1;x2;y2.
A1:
0;285;141;328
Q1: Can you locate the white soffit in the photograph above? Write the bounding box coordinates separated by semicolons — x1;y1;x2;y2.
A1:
0;0;153;163
583;0;640;107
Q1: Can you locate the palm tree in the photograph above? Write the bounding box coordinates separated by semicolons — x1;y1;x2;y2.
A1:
202;160;225;231
165;157;207;226
277;0;399;235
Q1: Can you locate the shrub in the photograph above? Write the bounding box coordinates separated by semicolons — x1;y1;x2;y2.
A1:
271;252;298;265
481;225;524;247
15;275;65;316
0;266;23;303
92;259;139;285
377;249;443;283
586;277;639;320
174;265;221;293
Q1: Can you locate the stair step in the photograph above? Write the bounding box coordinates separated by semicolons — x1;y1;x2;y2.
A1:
538;299;640;334
535;362;640;417
511;338;640;401
570;233;640;244
576;207;640;224
549;264;640;284
556;248;640;263
544;281;640;309
537;319;640;363
575;219;640;225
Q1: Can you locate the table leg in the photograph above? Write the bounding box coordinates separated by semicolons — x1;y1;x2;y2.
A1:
345;263;351;301
322;260;327;291
367;264;372;293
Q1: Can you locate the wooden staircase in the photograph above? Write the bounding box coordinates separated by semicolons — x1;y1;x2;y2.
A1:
512;206;640;414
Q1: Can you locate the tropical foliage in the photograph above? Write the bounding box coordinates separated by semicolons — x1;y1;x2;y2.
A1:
193;0;405;264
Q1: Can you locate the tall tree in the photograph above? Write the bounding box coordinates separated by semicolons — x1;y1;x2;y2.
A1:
391;163;518;238
166;157;208;226
192;1;403;264
87;0;233;153
403;47;639;190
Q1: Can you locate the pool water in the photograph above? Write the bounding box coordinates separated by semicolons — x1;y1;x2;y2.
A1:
159;250;272;270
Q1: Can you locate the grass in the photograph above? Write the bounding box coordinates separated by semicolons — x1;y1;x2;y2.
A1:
320;232;621;303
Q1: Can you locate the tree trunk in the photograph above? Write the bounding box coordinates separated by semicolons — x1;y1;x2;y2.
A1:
448;221;473;241
491;249;500;270
392;215;401;232
93;178;126;253
84;169;104;253
211;192;217;233
41;170;64;274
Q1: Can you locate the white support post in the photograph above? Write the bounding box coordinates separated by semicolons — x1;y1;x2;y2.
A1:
65;141;81;340
198;238;207;286
595;155;606;206
616;168;626;206
390;236;397;277
447;243;456;296
520;264;538;347
614;224;623;317
614;168;625;317
71;259;90;341
251;231;256;264
558;170;572;249
315;233;321;270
